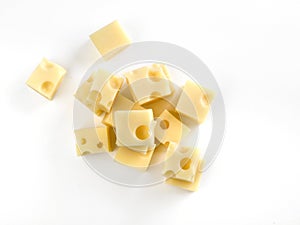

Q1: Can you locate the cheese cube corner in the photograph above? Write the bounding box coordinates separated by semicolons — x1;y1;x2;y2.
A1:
176;80;214;124
90;20;131;55
75;126;116;156
26;58;66;100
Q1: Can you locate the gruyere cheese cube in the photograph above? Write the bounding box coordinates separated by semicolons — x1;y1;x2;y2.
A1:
102;94;144;127
26;58;66;100
74;74;103;116
114;109;155;151
75;126;116;155
114;146;155;170
166;161;202;192
155;110;190;144
87;69;124;112
176;80;215;124
125;64;172;104
90;20;131;55
163;145;200;183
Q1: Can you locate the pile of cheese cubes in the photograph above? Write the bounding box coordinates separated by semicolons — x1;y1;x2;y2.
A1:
74;64;214;191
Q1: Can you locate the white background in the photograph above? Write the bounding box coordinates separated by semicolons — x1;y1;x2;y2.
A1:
0;0;300;224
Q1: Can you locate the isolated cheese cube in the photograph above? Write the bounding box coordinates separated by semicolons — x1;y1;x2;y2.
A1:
163;145;200;183
155;110;190;144
26;58;66;100
75;126;116;155
176;80;214;124
90;20;131;55
74;74;103;116
114;109;155;151
125;64;172;104
87;70;124;113
166;162;202;192
114;146;155;170
102;94;144;127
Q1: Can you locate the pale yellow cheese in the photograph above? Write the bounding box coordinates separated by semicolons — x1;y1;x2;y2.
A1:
176;80;214;124
26;58;66;100
114;146;155;170
163;146;200;183
114;109;155;152
75;126;116;155
149;143;170;166
87;70;124;113
102;94;144;127
74;73;103;116
90;20;131;55
155;110;190;144
166;162;202;192
125;64;172;104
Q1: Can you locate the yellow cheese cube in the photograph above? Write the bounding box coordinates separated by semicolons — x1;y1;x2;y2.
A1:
176;80;215;124
90;20;131;55
114;146;155;170
74;74;103;116
75;126;116;155
26;58;66;100
166;162;202;192
150;143;170;166
114;109;155;152
125;64;172;104
102;94;144;127
163;146;200;183
155;110;190;144
87;70;124;113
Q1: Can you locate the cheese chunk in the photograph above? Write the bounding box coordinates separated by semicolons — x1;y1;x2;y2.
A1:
26;58;66;100
166;162;202;192
163;146;200;183
75;126;116;155
90;20;131;55
87;70;124;113
114;146;155;170
102;94;144;127
176;80;214;124
125;64;172;104
74;74;103;116
114;109;155;152
155;110;190;144
150;142;177;166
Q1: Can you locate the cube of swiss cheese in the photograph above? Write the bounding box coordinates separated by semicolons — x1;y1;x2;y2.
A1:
90;20;131;55
26;58;66;100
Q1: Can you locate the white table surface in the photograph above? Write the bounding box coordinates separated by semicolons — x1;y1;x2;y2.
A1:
1;0;300;224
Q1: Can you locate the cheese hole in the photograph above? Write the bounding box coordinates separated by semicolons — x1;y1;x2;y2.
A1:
81;138;87;145
148;70;161;82
87;76;94;83
95;109;103;116
40;81;54;93
164;170;175;178
109;77;122;89
160;120;169;129
180;158;192;170
135;125;150;140
97;142;103;148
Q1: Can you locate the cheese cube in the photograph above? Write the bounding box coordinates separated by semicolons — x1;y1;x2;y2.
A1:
74;74;103;116
90;20;131;55
26;58;66;100
176;80;214;124
75;126;116;155
150;143;170;166
87;70;124;112
102;94;144;127
166;162;202;192
163;146;200;183
155;110;190;144
114;146;155;170
125;64;172;104
114;109;155;151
